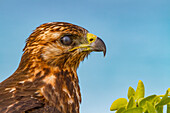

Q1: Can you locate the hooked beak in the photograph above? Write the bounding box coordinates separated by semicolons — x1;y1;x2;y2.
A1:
69;33;106;56
89;37;106;56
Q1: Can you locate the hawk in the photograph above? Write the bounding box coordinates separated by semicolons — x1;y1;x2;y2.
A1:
0;22;106;113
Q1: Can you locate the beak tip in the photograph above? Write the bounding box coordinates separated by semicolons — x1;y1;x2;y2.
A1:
89;37;106;57
103;50;106;57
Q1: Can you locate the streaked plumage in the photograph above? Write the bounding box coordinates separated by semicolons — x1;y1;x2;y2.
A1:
0;22;106;113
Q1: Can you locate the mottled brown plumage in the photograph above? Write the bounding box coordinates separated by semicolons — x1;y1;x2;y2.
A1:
0;22;106;113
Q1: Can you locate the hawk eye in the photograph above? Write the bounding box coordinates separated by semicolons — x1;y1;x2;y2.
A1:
60;36;72;46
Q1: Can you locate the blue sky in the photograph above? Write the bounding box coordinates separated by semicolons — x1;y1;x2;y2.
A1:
0;0;170;113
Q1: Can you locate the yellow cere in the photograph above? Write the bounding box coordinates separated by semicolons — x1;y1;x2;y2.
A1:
87;33;97;43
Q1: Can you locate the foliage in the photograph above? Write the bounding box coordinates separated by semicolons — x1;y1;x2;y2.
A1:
110;80;170;113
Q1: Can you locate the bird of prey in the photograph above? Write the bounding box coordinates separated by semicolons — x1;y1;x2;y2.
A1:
0;22;106;113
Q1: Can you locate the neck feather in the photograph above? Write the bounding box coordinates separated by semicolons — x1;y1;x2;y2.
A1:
3;51;81;113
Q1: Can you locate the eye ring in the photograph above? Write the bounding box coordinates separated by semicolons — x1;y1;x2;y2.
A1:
60;35;72;46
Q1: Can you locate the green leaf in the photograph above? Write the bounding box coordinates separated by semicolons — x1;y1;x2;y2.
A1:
153;96;161;105
168;88;170;94
156;90;170;107
146;101;156;113
157;97;170;107
116;107;126;113
127;96;136;109
156;106;163;113
167;103;170;113
135;80;145;102
110;98;128;111
139;95;157;107
128;87;135;99
123;107;143;113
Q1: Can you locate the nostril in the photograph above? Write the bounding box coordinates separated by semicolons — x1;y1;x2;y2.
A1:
89;38;93;42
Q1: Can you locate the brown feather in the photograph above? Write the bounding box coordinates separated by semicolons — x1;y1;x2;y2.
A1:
0;22;91;113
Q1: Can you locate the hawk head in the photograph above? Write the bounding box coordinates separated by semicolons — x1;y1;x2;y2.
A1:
23;22;106;69
0;22;106;113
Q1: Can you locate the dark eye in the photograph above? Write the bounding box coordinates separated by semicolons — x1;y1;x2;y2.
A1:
60;36;72;45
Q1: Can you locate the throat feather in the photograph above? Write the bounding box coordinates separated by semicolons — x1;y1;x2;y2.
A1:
14;52;82;113
37;67;81;113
